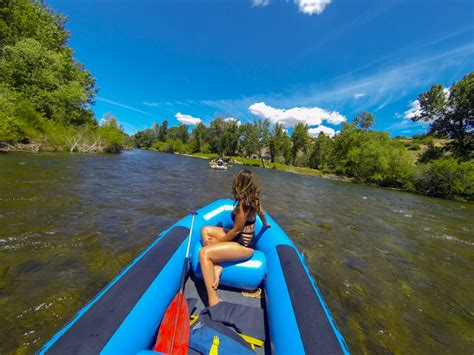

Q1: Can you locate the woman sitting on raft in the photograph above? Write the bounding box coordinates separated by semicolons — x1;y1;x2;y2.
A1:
200;169;270;307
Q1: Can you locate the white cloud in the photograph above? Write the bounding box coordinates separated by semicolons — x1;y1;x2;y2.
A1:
403;100;422;119
249;102;346;127
175;112;202;125
308;125;336;138
96;97;151;116
295;0;332;15
252;0;270;7
142;101;162;107
202;43;473;123
224;117;241;126
353;93;366;99
252;0;332;14
403;87;449;120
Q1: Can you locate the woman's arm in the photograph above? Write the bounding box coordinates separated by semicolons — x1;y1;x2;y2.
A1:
222;205;247;241
258;205;270;228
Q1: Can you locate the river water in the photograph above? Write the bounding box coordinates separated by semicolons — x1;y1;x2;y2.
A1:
0;149;472;354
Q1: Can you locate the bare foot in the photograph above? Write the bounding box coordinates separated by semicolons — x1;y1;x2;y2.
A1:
212;265;223;290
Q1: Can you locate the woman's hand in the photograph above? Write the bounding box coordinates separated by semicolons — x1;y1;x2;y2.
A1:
203;235;219;246
258;206;270;229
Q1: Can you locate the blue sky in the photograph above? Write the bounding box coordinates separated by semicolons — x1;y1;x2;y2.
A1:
48;0;473;136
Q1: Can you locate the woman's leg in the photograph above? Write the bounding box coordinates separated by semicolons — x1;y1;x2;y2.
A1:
212;265;223;290
199;242;254;306
200;226;226;246
200;226;227;289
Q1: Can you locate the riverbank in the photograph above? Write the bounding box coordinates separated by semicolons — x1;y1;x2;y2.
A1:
175;151;472;201
0;119;130;154
0;141;128;154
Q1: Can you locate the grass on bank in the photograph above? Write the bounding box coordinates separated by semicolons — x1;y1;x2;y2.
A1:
396;137;450;165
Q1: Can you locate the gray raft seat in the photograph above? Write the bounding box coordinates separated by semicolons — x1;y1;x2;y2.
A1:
191;241;267;291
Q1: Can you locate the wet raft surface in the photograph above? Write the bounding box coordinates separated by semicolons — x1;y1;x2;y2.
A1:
184;275;270;354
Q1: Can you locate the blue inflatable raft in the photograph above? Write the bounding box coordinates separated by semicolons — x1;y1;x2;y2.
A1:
39;199;349;354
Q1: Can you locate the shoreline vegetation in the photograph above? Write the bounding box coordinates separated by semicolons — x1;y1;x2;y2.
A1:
0;0;127;154
163;149;474;202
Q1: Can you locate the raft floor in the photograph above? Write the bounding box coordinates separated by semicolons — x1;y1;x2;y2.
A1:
184;274;270;354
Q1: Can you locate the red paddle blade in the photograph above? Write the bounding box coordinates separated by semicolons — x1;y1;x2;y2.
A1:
154;292;189;354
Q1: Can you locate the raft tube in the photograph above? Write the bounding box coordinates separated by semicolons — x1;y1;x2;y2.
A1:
38;199;349;355
209;164;228;170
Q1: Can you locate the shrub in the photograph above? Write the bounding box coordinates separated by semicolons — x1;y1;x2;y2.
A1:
331;126;414;188
417;142;444;163
408;143;421;150
152;140;169;152
414;158;473;199
0;86;44;143
152;139;188;154
96;115;127;152
167;139;184;153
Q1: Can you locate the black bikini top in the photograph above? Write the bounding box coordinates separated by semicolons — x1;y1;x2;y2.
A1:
231;210;256;226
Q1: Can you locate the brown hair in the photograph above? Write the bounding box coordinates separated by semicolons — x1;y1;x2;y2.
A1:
232;169;261;211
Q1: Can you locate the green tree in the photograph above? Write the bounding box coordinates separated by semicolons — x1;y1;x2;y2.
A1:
133;128;154;148
330;123;359;172
412;73;474;158
353;111;375;130
239;122;259;158
331;124;413;187
308;133;333;170
190;122;208;153
166;124;189;143
0;0;113;150
0;37;96;126
165;138;185;153
0;84;43;143
222;120;240;157
0;0;69;50
207;117;226;155
178;124;190;143
150;123;160;142
158;120;168;142
269;123;283;163
254;119;270;167
96;113;127;152
291;122;311;166
269;123;291;164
